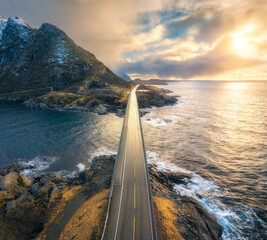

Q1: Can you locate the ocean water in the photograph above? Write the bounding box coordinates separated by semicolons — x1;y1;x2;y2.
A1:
0;81;266;239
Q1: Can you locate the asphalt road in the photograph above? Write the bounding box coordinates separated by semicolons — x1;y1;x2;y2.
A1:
102;85;157;240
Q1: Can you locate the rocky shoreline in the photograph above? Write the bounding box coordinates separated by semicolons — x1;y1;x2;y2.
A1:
1;84;178;117
0;156;222;240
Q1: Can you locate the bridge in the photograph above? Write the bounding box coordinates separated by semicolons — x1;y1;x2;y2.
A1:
102;85;157;240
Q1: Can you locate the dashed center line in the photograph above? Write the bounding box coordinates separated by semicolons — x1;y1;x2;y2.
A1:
134;182;136;209
133;216;136;240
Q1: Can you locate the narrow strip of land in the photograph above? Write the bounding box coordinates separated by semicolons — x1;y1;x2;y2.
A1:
102;85;157;240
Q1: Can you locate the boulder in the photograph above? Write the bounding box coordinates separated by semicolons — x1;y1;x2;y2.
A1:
116;109;125;117
5;199;16;212
21;174;33;187
0;163;20;176
166;171;192;184
149;164;222;240
39;172;67;185
5;191;33;213
39;103;48;109
181;196;223;239
94;104;108;115
0;172;19;190
31;181;56;200
30;183;42;198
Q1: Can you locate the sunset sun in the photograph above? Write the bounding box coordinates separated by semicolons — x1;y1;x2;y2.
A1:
231;24;257;57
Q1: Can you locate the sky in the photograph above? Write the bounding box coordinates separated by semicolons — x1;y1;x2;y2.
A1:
1;0;267;80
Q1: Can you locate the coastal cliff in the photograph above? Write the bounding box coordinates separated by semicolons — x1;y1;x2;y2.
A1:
0;16;177;116
0;156;222;240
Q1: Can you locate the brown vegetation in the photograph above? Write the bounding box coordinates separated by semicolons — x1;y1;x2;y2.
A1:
153;196;184;240
37;185;83;240
59;189;109;240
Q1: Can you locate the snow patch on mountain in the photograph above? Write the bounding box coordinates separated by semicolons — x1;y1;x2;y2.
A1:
7;17;33;42
11;16;30;28
49;39;70;64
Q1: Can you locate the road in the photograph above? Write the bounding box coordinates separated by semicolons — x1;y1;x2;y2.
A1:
102;85;157;240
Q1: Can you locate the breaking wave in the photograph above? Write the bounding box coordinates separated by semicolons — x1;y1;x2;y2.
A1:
88;148;117;163
143;114;184;127
152;160;266;240
19;156;58;177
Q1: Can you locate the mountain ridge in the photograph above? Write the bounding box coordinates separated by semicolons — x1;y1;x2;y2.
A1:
0;16;177;116
0;16;131;94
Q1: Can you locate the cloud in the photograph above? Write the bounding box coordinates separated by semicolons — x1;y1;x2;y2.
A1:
119;35;265;79
120;0;267;79
2;0;267;79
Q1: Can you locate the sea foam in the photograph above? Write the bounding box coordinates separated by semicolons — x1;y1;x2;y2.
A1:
88;148;117;163
148;155;265;240
19;156;58;177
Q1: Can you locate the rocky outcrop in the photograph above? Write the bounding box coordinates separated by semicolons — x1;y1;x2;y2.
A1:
0;156;115;240
149;165;222;240
0;156;222;240
137;85;178;108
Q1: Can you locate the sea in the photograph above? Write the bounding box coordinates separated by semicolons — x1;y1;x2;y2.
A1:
0;81;266;239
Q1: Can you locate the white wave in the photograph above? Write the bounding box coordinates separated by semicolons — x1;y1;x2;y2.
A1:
56;169;78;178
19;156;58;177
56;163;88;178
155;161;192;174
88;148;117;163
146;118;173;126
146;151;161;163
77;163;86;172
143;114;183;127
149;101;183;110
155;161;264;240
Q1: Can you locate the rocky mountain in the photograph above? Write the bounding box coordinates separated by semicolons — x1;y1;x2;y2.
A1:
0;17;178;116
0;16;131;94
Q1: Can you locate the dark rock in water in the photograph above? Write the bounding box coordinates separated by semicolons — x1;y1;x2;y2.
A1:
180;196;223;240
158;88;173;94
115;109;125;117
139;111;150;117
166;171;192;184
93;104;108;115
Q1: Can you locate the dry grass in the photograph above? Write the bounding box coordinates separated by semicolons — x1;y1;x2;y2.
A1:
153;197;184;240
36;185;83;240
0;190;16;208
59;189;109;240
